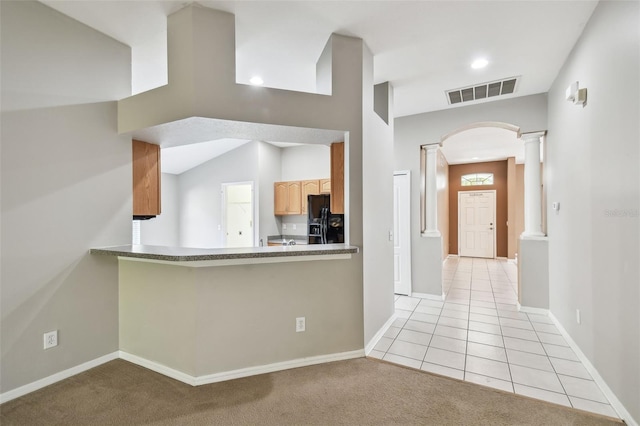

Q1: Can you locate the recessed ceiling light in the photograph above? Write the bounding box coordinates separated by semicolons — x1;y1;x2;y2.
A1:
472;157;479;160
471;59;489;69
249;76;264;85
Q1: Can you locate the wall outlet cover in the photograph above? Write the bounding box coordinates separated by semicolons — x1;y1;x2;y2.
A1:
44;330;58;349
296;317;305;332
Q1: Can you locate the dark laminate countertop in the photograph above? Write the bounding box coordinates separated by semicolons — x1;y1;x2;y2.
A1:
90;244;358;263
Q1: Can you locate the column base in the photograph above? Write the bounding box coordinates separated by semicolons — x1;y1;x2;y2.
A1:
421;230;442;238
520;232;547;240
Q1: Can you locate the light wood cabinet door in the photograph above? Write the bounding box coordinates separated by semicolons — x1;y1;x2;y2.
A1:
286;181;302;214
274;181;302;215
330;142;344;214
320;179;331;194
274;181;288;215
301;180;320;214
133;139;161;216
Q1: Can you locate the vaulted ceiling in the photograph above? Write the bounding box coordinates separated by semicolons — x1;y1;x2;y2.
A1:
40;0;597;170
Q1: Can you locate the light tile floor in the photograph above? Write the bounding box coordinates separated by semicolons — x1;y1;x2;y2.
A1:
369;256;618;419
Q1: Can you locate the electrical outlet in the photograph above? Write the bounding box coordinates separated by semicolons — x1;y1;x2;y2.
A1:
296;317;305;332
44;330;58;350
576;309;581;324
292;224;296;230
283;224;287;230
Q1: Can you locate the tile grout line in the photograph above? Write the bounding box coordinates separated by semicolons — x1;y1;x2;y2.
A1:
492;259;515;393
529;313;578;409
391;258;614;418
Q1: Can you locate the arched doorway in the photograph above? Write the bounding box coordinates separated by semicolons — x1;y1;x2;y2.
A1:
420;121;546;307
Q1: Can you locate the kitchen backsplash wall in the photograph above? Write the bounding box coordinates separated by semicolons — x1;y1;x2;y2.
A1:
281;215;309;236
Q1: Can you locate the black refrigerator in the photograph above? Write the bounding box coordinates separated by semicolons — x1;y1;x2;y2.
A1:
307;194;344;244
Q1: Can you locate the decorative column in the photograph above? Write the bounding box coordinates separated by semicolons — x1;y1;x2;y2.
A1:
521;132;546;237
423;143;441;237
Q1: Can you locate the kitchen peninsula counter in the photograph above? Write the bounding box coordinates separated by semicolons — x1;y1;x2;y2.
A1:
91;243;358;267
90;242;364;386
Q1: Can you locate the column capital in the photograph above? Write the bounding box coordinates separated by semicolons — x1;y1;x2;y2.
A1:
521;131;546;144
422;143;441;152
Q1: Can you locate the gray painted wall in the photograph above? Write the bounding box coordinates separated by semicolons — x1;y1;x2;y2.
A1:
518;238;549;309
1;1;131;393
546;1;639;421
141;173;179;246
363;79;395;344
145;141;282;248
280;144;330;181
394;94;548;296
120;258;363;376
258;142;283;244
178;142;260;248
120;5;379;370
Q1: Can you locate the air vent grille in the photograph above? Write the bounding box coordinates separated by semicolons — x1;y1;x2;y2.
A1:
446;77;519;105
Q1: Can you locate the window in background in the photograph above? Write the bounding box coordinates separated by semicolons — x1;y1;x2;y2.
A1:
461;173;494;186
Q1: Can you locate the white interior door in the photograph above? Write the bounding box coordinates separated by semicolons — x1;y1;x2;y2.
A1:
393;172;412;295
223;182;254;248
458;191;495;258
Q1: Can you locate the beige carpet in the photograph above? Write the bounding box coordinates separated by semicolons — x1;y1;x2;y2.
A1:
1;357;622;425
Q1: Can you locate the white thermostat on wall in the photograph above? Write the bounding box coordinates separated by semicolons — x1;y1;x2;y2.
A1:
552;202;560;211
565;82;579;101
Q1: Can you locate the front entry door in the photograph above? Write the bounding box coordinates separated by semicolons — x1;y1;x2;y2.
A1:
458;191;495;258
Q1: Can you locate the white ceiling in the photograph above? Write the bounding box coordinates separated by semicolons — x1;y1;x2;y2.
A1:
40;0;596;170
41;0;597;117
161;138;250;174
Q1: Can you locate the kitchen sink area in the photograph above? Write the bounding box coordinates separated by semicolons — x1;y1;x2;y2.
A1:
267;235;308;246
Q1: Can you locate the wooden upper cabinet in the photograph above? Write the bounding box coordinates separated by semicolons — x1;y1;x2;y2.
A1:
330;142;345;214
274;181;302;215
274;181;289;215
132;139;161;217
286;181;302;214
301;180;320;214
320;179;331;194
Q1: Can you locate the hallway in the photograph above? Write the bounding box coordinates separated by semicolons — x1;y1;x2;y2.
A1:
370;257;618;419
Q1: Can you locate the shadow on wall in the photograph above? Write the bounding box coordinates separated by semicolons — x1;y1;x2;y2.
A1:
1;102;132;393
1;255;120;392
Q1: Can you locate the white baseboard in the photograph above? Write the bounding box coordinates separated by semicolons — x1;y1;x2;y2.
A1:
365;314;398;355
1;349;365;404
517;303;549;316
547;312;638;426
119;351;196;385
120;349;365;387
412;292;445;301
195;350;364;386
0;351;119;404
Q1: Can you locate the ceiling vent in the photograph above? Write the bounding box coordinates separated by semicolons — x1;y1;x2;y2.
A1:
446;77;520;105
